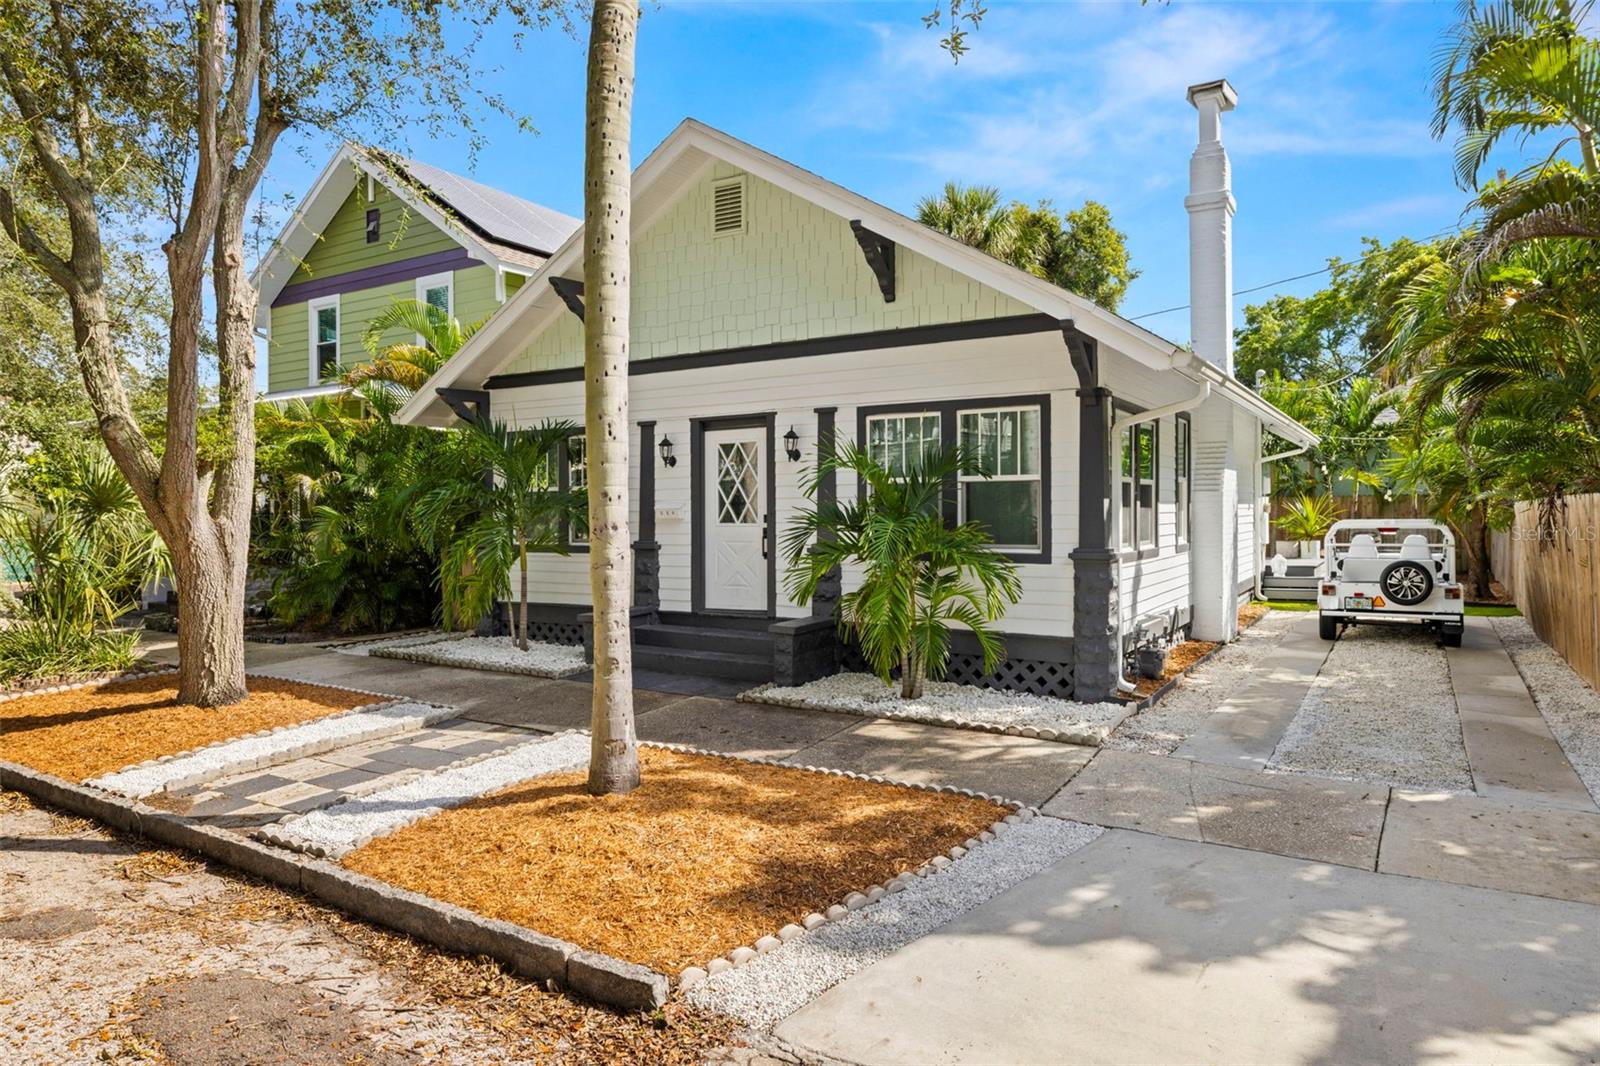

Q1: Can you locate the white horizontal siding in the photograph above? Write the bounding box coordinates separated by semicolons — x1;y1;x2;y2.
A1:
492;330;1080;637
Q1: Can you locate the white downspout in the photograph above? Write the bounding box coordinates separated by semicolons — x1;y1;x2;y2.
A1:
1110;380;1211;694
1254;438;1312;601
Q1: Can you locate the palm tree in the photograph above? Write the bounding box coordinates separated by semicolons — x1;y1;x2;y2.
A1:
916;183;1020;261
783;442;1021;700
413;419;581;650
1432;0;1600;260
583;0;642;795
343;298;485;400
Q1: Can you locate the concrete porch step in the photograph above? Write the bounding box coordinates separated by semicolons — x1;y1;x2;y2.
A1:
632;644;773;683
634;623;773;657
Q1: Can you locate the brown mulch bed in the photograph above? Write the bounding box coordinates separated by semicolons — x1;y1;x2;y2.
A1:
0;675;375;782
1128;638;1223;698
1238;602;1271;629
345;747;1006;975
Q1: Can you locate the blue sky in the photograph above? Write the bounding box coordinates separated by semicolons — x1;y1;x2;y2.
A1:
261;0;1487;347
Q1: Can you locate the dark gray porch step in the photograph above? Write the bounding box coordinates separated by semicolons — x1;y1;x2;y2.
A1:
657;611;773;633
634;623;772;656
633;644;773;683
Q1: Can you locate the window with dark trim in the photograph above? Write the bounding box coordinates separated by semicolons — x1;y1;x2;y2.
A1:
1175;414;1191;545
1119;418;1157;551
855;395;1051;564
564;434;588;548
365;208;380;243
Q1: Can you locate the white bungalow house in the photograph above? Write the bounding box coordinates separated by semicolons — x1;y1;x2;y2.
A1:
396;80;1316;702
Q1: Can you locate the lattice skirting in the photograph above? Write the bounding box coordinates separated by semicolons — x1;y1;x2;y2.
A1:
493;603;585;647
527;621;584;646
840;643;1076;701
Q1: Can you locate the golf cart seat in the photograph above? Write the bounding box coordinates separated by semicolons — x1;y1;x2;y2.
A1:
1400;534;1433;562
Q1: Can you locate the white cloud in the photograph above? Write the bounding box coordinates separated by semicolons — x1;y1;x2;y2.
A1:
1322;192;1466;230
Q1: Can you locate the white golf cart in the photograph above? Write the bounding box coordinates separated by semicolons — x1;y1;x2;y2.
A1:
1316;519;1465;647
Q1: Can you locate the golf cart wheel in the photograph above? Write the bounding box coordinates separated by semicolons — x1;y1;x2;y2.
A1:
1441;627;1463;649
1319;613;1339;641
1380;560;1434;606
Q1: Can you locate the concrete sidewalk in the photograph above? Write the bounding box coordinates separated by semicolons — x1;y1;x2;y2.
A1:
775;829;1600;1065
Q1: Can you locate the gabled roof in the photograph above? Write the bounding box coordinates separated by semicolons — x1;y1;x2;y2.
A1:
250;144;579;326
394;119;1315;447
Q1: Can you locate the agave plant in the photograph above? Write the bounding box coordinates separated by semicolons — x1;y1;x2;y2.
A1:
1275;494;1343;546
783;441;1021;700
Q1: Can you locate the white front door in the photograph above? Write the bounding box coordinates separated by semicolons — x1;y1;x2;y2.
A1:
703;427;767;612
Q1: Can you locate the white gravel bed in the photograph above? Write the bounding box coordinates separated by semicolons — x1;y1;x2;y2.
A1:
686;816;1103;1029
742;673;1128;746
328;631;457;657
1106;610;1303;755
89;700;455;798
1494;616;1600;805
1267;625;1472;791
371;635;586;678
260;731;590;858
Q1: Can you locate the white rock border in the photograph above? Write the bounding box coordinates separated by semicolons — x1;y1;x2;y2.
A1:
0;665;178;704
370;636;586;678
739;681;1133;748
257;729;590;858
323;630;460;656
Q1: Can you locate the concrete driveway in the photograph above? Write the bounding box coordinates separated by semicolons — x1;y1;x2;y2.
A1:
775;829;1600;1065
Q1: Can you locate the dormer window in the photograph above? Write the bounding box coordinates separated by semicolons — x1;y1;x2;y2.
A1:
365;208;380;243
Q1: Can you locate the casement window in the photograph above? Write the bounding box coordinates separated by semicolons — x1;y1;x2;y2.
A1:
1175;414;1191;545
865;412;941;477
857;395;1051;564
308;295;339;382
416;271;453;318
565;434;588;546
1119;420;1158;551
365;208;380;243
958;405;1042;552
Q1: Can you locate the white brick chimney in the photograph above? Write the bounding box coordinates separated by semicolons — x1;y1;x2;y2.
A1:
1185;78;1237;375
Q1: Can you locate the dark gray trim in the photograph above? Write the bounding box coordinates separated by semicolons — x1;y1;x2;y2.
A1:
556;433;589;554
482;313;1058;390
549;277;585;321
273;248;479;307
1175;411;1193;549
1113;399;1160;554
690;414;778;618
853;394;1052;565
636;420;657;544
811;406;840;619
849;220;896;303
1065;322;1120;702
436;387;490;426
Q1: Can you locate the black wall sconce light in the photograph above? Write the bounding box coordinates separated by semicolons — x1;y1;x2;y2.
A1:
658;434;677;468
783;425;801;462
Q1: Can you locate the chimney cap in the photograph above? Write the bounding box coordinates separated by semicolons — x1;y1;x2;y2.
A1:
1186;78;1238;111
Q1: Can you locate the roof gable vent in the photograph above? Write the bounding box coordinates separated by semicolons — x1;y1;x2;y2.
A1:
711;176;747;237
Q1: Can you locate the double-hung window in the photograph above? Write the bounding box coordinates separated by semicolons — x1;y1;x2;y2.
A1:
565;434;588;546
308;296;339;382
1120;419;1158;550
958;405;1042;552
1175;415;1191;545
865;412;941;478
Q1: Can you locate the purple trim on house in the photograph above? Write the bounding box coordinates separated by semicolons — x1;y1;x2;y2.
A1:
271;248;482;307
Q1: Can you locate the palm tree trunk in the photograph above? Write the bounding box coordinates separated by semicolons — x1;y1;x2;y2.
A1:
1471;505;1493;599
584;0;641;796
518;531;529;651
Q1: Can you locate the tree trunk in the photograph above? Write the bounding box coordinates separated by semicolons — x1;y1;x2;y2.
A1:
584;0;641;796
172;535;248;706
518;533;529;651
1470;506;1493;599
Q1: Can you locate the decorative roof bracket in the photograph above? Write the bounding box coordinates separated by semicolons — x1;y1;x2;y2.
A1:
849;220;896;303
549;276;585;321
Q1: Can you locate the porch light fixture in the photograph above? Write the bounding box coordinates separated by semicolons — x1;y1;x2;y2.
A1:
658;434;677;468
783;425;801;462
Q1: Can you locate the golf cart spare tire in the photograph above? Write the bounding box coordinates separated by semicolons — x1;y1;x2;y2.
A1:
1380;560;1434;605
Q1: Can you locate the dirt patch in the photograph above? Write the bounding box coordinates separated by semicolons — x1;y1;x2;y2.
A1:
0;905;99;941
127;971;406;1066
345;747;1007;974
0;675;374;781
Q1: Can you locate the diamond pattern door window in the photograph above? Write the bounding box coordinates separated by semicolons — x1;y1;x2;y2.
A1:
716;441;759;524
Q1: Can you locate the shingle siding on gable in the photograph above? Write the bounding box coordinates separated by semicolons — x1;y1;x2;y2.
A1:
502;166;1037;375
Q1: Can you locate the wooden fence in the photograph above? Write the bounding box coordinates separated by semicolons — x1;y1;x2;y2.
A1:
1492;494;1600;690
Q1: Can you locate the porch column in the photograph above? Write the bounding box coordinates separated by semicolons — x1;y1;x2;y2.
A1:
633;419;661;616
1065;326;1121;701
1189;396;1240;642
810;406;841;620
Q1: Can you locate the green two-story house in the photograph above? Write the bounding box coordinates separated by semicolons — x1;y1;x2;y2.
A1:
252;144;578;402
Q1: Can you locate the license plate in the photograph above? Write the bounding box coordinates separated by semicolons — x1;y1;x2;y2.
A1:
1343;597;1373;610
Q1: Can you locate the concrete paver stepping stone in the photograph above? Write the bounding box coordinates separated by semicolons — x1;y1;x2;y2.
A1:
783;718;1095;806
1378;789;1600;906
637;697;860;759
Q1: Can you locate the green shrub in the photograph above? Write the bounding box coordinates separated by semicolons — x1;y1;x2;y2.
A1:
0;618;139;683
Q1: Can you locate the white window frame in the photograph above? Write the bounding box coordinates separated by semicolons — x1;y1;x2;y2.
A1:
956;404;1043;553
566;434;588;546
1119;419;1158;552
307;294;340;385
415;271;454;318
864;411;942;479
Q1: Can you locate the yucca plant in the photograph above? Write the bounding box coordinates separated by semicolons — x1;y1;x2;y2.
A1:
1275;494;1343;546
783;441;1021;699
